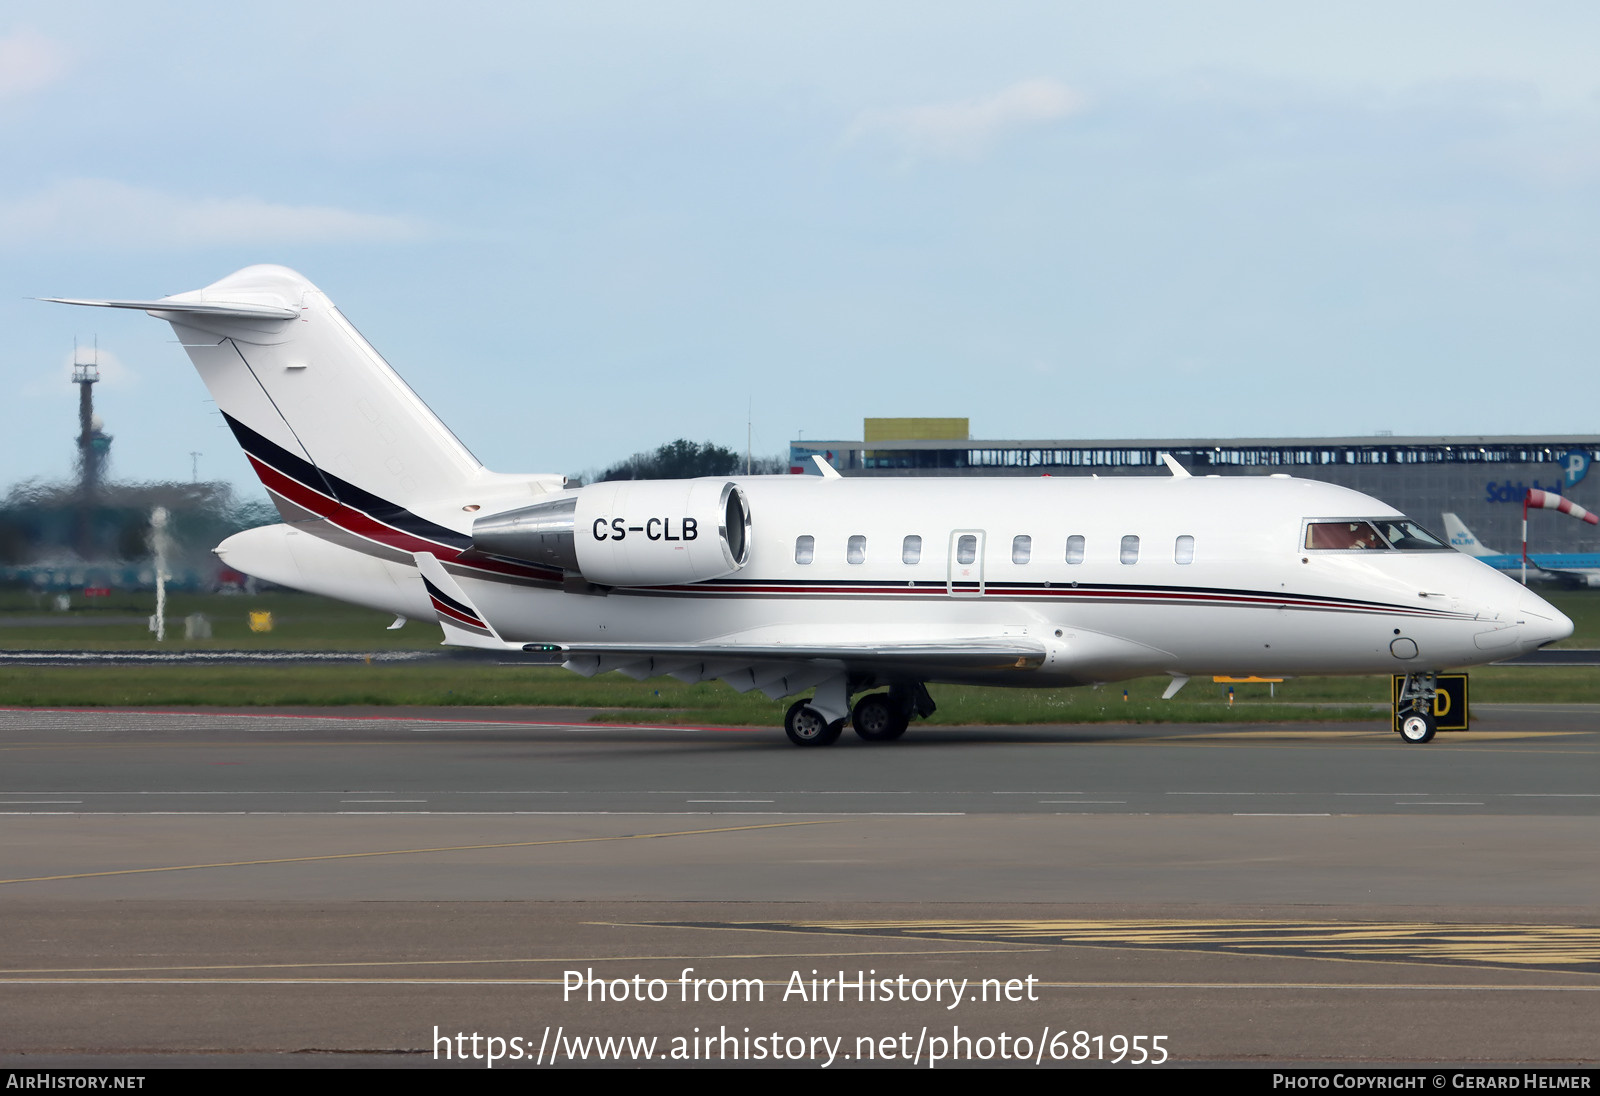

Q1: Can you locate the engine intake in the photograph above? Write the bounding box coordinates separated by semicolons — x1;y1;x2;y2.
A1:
472;479;751;586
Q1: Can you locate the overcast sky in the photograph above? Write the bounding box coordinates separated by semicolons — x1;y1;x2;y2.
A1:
4;2;1598;495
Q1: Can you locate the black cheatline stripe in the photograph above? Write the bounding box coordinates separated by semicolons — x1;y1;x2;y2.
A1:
421;576;483;624
692;575;1407;610
621;587;1453;619
642;577;1458;617
223;412;471;551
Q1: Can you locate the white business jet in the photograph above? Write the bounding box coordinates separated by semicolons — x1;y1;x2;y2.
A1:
46;266;1572;746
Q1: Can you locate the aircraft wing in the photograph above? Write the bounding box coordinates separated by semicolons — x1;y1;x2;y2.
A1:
1523;564;1600;589
543;640;1048;700
413;550;1047;697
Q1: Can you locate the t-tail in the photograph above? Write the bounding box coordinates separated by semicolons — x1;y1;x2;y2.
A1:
44;266;565;568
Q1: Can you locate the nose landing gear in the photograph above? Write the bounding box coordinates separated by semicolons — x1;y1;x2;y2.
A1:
1395;672;1439;744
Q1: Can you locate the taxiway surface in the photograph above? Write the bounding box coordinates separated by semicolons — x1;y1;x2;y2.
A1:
1;705;1596;1068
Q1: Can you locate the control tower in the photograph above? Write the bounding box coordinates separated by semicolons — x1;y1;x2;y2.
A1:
71;346;112;556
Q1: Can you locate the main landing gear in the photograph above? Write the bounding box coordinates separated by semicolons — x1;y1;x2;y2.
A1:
783;699;843;746
1395;672;1439;744
783;682;934;747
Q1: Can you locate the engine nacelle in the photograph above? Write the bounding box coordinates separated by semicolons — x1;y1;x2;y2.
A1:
472;479;751;586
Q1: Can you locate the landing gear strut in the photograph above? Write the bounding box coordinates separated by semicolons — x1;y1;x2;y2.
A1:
1395;673;1438;744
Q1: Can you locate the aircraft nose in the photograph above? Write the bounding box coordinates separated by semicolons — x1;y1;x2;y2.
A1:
1517;592;1574;649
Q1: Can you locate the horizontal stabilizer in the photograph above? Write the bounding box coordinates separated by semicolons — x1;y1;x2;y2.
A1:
39;297;299;320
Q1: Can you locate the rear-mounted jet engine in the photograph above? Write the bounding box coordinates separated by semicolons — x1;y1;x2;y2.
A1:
472;479;751;586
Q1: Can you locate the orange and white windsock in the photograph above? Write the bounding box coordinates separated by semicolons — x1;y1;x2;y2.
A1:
1526;488;1599;525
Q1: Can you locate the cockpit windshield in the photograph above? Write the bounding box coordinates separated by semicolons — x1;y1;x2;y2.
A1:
1303;518;1451;552
1370;519;1450;550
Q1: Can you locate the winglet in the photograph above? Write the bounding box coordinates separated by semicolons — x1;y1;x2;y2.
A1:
1159;453;1190;478
812;455;842;479
414;552;519;649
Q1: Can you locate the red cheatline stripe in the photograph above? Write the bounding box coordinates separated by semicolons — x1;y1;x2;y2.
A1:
452;554;564;584
247;454;562;585
431;596;490;632
249;454;455;556
630;581;1460;618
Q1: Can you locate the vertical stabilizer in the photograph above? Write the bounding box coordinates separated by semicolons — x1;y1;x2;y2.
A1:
151;266;483;515
42;266;568;567
1441;513;1498;557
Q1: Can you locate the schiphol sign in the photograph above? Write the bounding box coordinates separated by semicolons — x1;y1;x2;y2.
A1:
1485;450;1593;502
1485;480;1565;504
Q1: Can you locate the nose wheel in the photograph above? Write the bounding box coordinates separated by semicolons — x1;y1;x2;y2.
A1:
1398;710;1437;744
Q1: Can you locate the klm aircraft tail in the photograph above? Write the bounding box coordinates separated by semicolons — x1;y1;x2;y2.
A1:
1441;512;1498;557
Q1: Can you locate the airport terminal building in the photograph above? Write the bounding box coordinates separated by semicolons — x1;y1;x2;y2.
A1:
790;420;1600;554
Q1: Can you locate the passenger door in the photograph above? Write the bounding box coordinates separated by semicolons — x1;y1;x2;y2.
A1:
947;530;986;597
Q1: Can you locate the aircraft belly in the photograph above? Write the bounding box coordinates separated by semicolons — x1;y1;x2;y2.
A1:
448;569;1490;681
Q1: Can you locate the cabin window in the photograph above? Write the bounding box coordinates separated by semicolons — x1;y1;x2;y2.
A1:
1174;535;1195;564
1012;535;1032;564
847;535;867;564
1065;535;1085;564
902;535;922;564
795;535;814;565
956;534;977;565
1120;535;1140;564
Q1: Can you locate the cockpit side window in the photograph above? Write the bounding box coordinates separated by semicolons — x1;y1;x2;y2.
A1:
1304;518;1453;552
